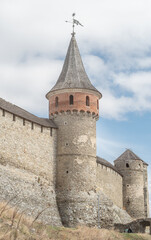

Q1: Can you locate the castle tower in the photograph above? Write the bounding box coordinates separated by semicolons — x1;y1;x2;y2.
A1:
114;149;149;219
46;35;102;227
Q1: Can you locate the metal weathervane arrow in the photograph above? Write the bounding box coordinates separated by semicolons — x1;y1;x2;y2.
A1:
65;13;84;36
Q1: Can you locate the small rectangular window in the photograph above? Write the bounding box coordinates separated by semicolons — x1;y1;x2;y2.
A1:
13;114;16;121
23;119;25;126
2;109;5;116
55;97;58;107
50;128;52;136
41;126;43;133
31;122;34;130
86;96;90;106
69;95;74;105
97;99;99;109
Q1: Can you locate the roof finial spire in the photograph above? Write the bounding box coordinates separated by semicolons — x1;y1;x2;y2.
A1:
65;13;84;36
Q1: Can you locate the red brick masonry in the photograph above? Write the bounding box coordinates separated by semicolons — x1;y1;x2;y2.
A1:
49;92;99;116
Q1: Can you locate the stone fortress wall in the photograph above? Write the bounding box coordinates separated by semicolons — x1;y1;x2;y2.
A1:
0;101;130;227
0;99;147;228
143;164;150;218
0;107;61;226
96;159;132;228
96;161;123;208
0;108;56;180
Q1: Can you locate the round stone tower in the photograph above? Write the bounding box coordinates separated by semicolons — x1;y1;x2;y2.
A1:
46;35;102;227
114;149;149;219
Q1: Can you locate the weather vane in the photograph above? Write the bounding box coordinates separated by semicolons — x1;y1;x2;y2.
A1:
65;13;83;36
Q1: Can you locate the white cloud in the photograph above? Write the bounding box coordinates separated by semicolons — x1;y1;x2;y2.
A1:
83;55;108;79
1;0;151;120
97;137;126;160
114;72;151;96
114;72;151;111
137;57;151;69
100;91;133;120
0;58;63;116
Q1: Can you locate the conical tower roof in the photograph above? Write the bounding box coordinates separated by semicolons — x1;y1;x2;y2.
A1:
46;36;101;98
114;149;148;165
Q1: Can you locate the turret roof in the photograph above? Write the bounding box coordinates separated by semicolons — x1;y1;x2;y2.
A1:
114;149;148;165
46;36;101;97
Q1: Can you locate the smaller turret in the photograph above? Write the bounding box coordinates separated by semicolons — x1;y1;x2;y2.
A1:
114;149;149;219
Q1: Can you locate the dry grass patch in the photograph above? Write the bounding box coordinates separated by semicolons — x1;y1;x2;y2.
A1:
0;201;150;240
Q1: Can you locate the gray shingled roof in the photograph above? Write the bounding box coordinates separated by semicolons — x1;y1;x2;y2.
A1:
114;149;148;165
0;98;57;128
46;36;101;97
96;156;123;176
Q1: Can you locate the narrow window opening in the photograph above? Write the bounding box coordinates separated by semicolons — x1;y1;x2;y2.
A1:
23;119;25;126
69;95;74;105
55;97;58;107
2;110;5;117
97;99;99;109
66;171;68;174
13;114;16;121
86;96;90;106
126;163;129;168
31;122;34;130
41;126;43;133
50;128;52;136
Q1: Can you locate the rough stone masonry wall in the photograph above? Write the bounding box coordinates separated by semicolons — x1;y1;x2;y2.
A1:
53;112;98;227
0;109;61;226
97;190;132;229
0;164;61;226
143;164;150;217
96;163;123;208
115;159;145;219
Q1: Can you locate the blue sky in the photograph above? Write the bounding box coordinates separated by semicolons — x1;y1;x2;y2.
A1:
0;0;151;215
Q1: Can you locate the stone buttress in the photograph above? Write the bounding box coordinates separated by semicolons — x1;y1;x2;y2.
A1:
46;35;102;227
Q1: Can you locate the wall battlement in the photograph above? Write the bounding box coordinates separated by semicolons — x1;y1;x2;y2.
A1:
0;108;54;136
0;108;57;181
96;162;123;208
